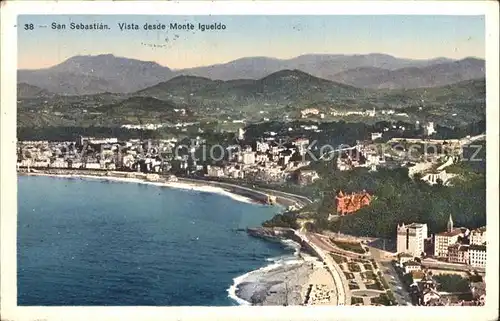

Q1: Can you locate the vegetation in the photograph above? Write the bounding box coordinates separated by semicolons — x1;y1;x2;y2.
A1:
366;282;383;291
349;283;360;290
347;263;362;273
362;271;376;280
371;293;392;306
377;272;390;289
344;272;355;280
468;273;483;283
363;263;373;271
351;297;364;305
386;291;396;304
304;161;485;239
331;253;348;264
331;239;367;254
434;275;471;293
261;211;300;229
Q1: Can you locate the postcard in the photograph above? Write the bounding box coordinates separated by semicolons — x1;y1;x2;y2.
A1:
1;1;499;321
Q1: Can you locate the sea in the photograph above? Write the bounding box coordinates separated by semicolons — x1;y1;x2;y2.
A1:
17;175;298;306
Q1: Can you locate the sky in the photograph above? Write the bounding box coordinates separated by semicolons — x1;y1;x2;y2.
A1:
17;15;485;70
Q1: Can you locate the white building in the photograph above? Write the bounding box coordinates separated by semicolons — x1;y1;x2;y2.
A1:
238;151;256;165
397;222;428;257
301;108;320;118
206;165;225;177
256;141;270;153
470;227;486;245
403;261;422;274
421;170;457;186
237;128;246;141
469;245;487;268
424;122;436;136
371;132;383;141
297;170;320;185
434;215;462;258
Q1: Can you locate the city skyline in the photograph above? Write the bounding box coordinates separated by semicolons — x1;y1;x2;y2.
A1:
18;15;485;70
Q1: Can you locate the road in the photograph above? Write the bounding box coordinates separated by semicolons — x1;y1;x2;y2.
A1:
368;247;412;306
421;258;485;274
295;231;351;306
180;177;313;207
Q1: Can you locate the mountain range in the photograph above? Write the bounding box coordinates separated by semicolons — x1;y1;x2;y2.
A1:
18;54;485;95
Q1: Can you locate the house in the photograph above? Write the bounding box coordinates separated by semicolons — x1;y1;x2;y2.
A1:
421;170;457;186
470;227;486;245
206;165;225;177
297;169;320;185
398;253;414;265
470;281;486;303
447;244;469;264
403;261;422;274
469;244;487;268
371;132;383;141
422;288;441;305
397;223;428;257
335;190;372;215
434;215;463;258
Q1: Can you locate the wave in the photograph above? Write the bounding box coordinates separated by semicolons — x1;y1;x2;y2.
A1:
227;238;303;305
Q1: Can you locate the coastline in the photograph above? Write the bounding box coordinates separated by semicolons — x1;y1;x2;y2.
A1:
18;169;321;306
17;169;309;208
19;171;260;205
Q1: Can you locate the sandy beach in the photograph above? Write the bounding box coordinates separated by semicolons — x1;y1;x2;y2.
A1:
19;172;256;205
231;254;337;306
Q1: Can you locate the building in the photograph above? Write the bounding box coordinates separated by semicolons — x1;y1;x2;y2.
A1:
293;138;310;156
469;244;487;268
237;128;246;141
403;261;422;274
424;122;436;136
238;151;256;165
397;223;428;257
411;270;425;282
297;169;320;185
421;170;457;186
470;227;486;245
434;215;462;258
335;190;372;215
78;136;118;146
447;244;469;264
300;108;320;118
206;165;225;177
256;141;270;153
398;252;414;265
371;132;383;141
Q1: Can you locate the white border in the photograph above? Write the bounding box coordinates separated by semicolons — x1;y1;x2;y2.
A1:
1;1;499;321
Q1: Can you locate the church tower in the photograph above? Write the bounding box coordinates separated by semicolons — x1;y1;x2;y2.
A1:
447;214;454;232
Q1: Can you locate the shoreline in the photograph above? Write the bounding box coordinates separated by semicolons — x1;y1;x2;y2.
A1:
17;169;310;208
18;169;321;306
20;171;258;205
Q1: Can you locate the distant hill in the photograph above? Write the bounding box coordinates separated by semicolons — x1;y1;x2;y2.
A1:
377;77;486;103
334;58;485;89
18;54;173;95
175;54;457;82
17;83;54;99
89;96;195;126
136;69;362;107
17;53;484;95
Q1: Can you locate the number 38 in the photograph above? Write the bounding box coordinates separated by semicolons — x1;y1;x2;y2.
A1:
24;23;34;30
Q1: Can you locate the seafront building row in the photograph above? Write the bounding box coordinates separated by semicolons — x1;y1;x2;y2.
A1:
396;215;487;268
17;128;470;189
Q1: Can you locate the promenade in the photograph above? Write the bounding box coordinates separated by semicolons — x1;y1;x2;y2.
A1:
294;230;351;306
